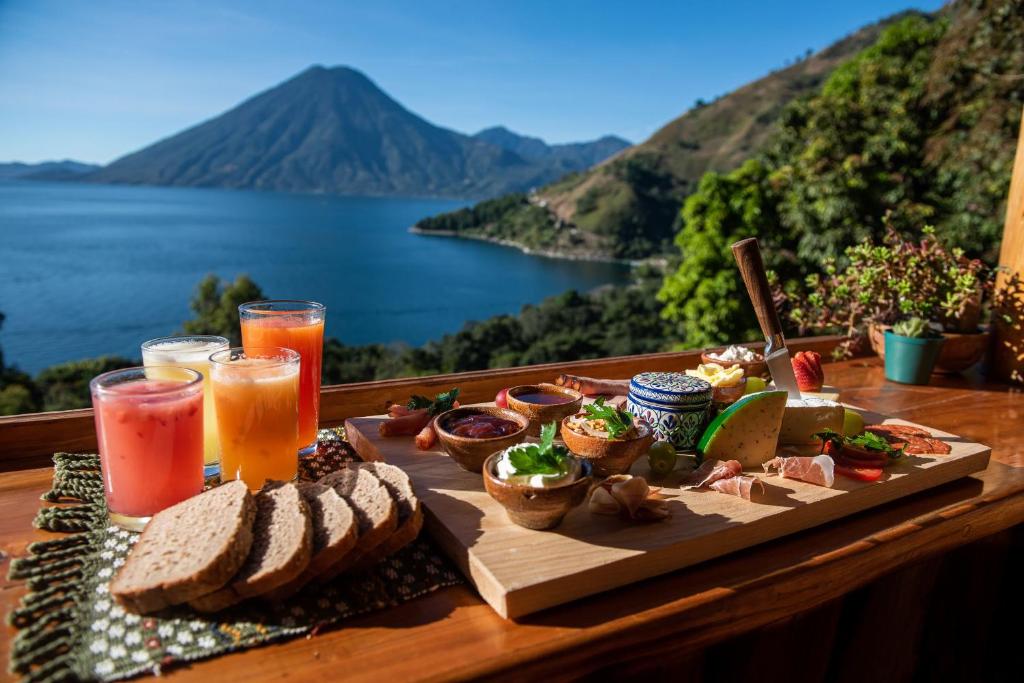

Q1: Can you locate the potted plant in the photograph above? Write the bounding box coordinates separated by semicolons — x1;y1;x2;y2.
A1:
884;317;945;385
779;222;992;373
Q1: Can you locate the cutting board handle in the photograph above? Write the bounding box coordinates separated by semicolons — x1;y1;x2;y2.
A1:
731;238;785;342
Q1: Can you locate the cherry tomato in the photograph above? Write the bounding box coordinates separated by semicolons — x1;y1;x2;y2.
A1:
495;388;509;409
835;464;883;482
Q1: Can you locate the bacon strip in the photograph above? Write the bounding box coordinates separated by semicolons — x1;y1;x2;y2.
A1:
686;459;742;488
763;455;835;487
709;475;765;501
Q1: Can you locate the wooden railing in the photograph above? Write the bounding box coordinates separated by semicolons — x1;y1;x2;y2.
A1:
0;335;848;470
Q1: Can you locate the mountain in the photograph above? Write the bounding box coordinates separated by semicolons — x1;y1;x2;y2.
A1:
86;66;625;199
0;160;100;181
473;126;630;169
414;13;911;260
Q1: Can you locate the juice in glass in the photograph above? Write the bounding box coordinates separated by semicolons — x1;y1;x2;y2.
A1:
141;335;229;477
239;300;325;455
210;347;300;490
90;366;204;531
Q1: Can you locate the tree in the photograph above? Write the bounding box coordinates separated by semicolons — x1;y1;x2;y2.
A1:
182;274;265;345
0;311;41;415
35;356;136;411
658;159;784;349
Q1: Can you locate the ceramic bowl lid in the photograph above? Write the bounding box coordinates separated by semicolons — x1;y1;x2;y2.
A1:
628;372;712;406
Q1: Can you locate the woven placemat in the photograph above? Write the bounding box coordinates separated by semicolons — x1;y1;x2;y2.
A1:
7;429;464;683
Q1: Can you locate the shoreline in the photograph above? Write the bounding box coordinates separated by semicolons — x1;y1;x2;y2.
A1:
409;226;660;267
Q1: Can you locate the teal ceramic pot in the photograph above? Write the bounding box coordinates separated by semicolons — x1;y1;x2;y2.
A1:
627;372;712;451
883;331;946;385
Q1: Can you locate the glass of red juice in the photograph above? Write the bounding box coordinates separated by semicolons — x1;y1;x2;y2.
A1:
239;300;325;456
90;366;205;531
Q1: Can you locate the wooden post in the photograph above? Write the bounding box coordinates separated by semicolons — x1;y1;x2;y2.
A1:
992;106;1024;384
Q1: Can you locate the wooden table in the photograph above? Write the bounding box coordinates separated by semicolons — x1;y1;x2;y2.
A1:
2;356;1022;682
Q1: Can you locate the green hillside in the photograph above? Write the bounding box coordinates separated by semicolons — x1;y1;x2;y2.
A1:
660;0;1023;348
414;13;908;260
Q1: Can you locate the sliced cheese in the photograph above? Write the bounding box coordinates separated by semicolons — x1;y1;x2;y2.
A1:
697;391;787;468
779;397;844;445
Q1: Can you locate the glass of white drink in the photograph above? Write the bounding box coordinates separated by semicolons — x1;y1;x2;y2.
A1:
141;335;230;478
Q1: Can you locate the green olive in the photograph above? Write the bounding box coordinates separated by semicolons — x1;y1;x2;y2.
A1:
647;440;678;476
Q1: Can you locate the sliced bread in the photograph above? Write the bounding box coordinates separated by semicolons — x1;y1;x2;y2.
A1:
262;482;359;601
110;480;256;614
315;467;397;583
351;462;422;570
190;481;313;612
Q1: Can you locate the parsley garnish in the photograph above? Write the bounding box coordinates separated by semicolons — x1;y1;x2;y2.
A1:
581;398;636;439
505;422;571;475
407;388;460;416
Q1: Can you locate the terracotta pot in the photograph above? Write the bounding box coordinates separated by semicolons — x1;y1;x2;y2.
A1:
871;321;989;374
933;328;990;374
868;322;890;359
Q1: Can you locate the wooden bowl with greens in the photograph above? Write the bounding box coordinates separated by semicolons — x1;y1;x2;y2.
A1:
560;398;654;477
482;422;592;530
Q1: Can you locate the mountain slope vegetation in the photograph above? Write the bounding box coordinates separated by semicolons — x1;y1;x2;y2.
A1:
415;14;908;259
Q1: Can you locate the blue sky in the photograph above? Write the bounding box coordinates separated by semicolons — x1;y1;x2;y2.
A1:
0;0;945;164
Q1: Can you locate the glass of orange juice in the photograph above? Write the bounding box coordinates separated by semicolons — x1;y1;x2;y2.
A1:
209;347;300;491
238;300;325;456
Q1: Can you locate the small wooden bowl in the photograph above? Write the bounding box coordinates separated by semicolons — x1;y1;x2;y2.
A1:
559;416;655;477
700;349;768;379
711;379;747;406
506;384;584;437
434;407;530;473
482;452;592;530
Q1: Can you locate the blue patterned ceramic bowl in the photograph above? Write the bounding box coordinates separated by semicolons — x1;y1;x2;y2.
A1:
627;372;712;451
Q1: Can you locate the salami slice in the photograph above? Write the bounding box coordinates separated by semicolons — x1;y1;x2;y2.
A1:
866;424;951;454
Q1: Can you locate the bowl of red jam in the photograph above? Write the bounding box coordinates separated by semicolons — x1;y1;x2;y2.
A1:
434;406;531;473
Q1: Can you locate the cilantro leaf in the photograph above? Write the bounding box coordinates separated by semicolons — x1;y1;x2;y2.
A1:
407;395;432;410
407;387;461;415
581;397;635;439
504;421;570;476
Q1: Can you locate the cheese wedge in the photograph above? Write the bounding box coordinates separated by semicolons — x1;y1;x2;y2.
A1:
697;390;787;468
779;397;844;445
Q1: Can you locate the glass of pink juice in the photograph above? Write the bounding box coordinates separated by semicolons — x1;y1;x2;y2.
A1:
90;366;205;531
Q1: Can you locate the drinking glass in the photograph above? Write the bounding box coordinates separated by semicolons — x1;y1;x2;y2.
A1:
238;300;325;455
90;366;205;531
210;347;300;491
141;335;229;478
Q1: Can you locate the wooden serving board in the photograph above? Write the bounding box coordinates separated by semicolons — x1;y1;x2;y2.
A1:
344;407;989;619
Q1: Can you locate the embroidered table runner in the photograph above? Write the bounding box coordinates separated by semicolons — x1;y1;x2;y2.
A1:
7;429;463;682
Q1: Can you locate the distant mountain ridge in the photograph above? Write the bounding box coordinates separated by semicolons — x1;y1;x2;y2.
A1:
0;160;100;181
85;66;628;199
415;12;914;260
473;126;629;169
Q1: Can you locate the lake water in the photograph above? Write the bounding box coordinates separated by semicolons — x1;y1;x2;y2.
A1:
0;182;631;374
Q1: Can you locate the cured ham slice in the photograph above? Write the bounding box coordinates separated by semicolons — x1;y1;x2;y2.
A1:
708;475;765;501
589;475;669;521
686;459;742;488
554;374;631;397
763;455;835;487
379;410;432;437
685;459;765;501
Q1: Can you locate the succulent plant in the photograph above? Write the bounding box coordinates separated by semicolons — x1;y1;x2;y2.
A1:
892;317;938;339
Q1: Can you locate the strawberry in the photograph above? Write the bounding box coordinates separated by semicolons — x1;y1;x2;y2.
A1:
791;350;824;392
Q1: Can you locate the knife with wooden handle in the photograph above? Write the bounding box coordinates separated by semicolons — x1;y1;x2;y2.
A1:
731;237;801;398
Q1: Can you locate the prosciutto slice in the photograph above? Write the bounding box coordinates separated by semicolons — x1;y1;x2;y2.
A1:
709;475;765;501
763;455;835;488
686;459;764;501
686;459;742;488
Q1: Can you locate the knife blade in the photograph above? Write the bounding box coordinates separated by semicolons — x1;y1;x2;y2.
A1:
730;238;801;398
